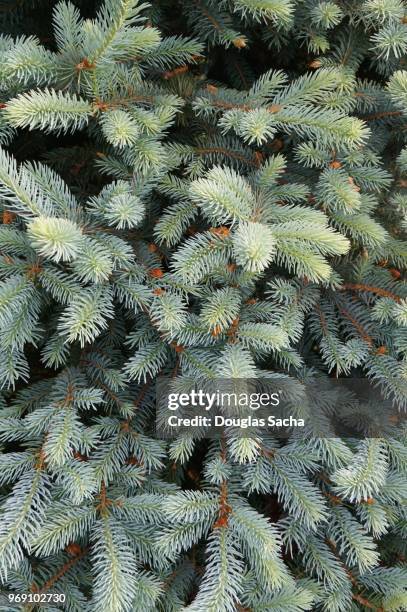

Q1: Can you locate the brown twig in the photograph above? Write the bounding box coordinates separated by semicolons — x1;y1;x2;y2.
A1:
341;283;401;304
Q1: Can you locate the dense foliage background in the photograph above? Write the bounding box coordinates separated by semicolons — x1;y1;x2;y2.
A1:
0;1;406;610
